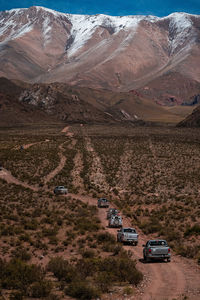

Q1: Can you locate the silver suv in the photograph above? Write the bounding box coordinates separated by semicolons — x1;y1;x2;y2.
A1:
107;208;119;219
54;186;68;195
108;215;123;228
98;198;109;208
143;240;171;262
117;227;138;245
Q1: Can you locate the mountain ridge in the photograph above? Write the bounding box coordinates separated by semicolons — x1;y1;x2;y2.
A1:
0;6;200;107
0;77;195;126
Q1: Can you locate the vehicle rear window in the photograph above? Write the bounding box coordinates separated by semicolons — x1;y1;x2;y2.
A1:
149;241;167;246
124;228;136;233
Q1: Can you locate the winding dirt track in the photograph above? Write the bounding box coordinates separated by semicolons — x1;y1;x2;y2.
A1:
0;168;39;191
1;125;200;300
43;142;67;184
68;193;200;300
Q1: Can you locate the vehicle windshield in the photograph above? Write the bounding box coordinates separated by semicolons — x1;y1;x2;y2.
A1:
124;228;136;233
149;241;167;246
109;209;117;212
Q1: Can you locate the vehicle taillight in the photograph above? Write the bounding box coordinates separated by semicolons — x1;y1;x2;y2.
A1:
168;248;170;253
148;248;152;253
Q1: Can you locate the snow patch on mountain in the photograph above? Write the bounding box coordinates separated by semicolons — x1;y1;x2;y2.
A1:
0;6;198;57
43;17;51;46
166;13;195;54
67;14;145;57
0;19;33;45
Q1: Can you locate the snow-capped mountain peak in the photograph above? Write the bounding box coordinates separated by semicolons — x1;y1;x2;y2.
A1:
0;6;199;90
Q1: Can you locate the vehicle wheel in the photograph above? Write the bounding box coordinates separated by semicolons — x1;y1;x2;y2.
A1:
145;257;150;263
167;258;171;262
144;255;150;263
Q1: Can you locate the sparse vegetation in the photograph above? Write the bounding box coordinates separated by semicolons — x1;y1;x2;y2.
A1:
0;125;200;298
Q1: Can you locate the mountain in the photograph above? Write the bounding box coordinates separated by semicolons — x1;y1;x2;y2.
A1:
137;72;200;106
177;105;200;127
0;6;200;107
0;77;194;126
0;78;59;126
0;77;118;126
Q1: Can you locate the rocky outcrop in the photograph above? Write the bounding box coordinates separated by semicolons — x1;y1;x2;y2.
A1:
177;105;200;127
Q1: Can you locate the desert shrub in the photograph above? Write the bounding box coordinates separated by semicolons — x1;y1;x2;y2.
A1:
123;286;134;295
19;233;32;243
49;236;59;245
184;224;200;237
28;280;52;298
96;232;117;252
11;248;31;261
1;259;44;293
176;245;200;259
95;271;112;292
140;219;162;234
47;293;61;300
65;280;100;300
101;241;117;252
47;257;75;282
42;227;58;237
74;217;100;232
23;219;38;230
82;249;95;258
9;291;24;300
96;232;115;243
98;255;143;285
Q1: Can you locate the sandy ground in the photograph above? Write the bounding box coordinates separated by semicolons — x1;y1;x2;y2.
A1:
61;126;74;137
0;125;200;300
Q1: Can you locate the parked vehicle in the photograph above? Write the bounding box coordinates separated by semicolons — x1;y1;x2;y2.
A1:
107;208;119;219
117;227;138;245
98;198;109;208
108;215;122;228
143;240;171;262
54;186;68;195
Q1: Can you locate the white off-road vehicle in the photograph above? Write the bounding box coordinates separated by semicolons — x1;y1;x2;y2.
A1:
107;208;119;219
97;198;109;208
117;227;139;245
108;215;123;228
54;186;68;195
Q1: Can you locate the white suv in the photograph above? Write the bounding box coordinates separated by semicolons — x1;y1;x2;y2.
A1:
54;186;68;195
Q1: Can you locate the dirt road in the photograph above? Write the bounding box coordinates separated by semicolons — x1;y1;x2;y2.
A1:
0;168;39;191
68;193;200;300
1;126;200;300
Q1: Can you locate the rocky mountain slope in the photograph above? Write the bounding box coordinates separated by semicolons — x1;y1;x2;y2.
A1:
0;77;194;126
177;105;200;127
137;72;200;106
0;6;200;107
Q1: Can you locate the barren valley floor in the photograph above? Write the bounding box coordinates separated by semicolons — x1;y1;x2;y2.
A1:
0;124;200;300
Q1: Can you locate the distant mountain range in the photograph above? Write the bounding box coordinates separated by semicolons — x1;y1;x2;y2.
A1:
0;6;200;127
0;6;200;108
